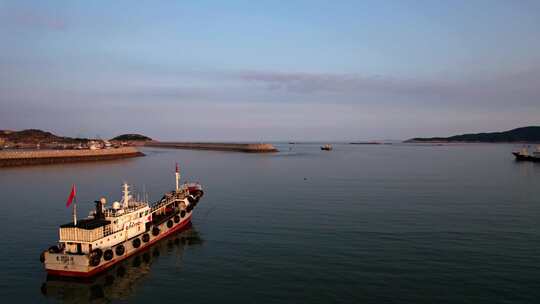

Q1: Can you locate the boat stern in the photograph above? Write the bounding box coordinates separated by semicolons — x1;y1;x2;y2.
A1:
43;252;92;277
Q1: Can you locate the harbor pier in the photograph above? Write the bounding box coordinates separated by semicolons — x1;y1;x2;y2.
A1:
145;142;278;153
0;147;144;167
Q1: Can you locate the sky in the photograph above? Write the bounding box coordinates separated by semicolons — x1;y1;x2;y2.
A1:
1;0;539;141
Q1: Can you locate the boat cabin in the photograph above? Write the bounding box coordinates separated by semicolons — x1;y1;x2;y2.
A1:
58;184;151;254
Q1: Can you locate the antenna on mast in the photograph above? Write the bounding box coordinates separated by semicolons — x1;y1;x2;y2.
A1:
143;184;147;203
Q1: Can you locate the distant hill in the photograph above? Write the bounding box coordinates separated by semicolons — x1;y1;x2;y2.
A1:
0;129;153;145
111;134;152;141
406;126;540;143
0;129;86;143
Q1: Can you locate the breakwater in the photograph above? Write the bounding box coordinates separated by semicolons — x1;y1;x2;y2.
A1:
0;147;144;167
145;142;278;153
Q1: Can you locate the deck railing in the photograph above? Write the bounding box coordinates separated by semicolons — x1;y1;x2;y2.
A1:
151;192;185;212
102;202;147;218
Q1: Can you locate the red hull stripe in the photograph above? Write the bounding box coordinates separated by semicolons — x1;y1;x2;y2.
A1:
46;215;192;278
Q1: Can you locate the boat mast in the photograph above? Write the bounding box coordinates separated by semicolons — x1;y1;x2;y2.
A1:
73;197;77;226
175;163;180;192
122;183;130;208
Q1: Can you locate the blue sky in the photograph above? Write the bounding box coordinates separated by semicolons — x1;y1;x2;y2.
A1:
1;0;539;140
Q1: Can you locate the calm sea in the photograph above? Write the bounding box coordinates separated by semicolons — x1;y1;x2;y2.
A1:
1;143;539;303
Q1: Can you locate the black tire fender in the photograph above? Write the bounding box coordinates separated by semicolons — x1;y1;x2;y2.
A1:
103;249;113;261
91;248;103;259
89;255;101;267
115;245;125;256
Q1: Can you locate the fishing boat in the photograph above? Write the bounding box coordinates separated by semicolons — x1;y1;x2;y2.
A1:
320;144;333;151
40;165;204;277
41;227;202;301
512;146;540;162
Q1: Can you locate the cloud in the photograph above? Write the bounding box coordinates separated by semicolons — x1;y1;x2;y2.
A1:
237;70;452;94
234;68;540;106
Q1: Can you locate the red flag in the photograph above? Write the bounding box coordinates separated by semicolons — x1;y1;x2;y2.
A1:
176;162;179;173
66;184;76;208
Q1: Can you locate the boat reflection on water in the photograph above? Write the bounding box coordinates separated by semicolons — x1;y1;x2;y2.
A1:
40;224;203;302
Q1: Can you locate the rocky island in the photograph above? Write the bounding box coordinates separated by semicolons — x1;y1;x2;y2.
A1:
110;133;153;146
111;133;152;141
405;126;540;143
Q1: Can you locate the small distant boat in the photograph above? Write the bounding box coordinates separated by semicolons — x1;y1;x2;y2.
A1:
321;144;333;151
512;146;540;162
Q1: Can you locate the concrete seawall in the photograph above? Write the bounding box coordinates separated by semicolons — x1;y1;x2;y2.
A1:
145;142;278;153
0;147;144;167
